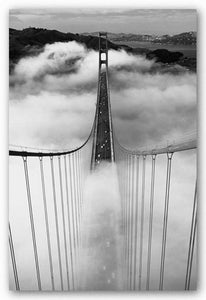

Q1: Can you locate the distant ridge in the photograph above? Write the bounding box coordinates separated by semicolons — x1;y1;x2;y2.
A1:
82;31;197;45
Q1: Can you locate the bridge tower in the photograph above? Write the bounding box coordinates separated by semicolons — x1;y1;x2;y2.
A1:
91;32;115;169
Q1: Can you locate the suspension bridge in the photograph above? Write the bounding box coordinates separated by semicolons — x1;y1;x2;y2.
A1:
9;32;197;291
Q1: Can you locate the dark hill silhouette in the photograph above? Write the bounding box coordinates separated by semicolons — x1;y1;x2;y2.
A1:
9;27;120;62
147;49;183;63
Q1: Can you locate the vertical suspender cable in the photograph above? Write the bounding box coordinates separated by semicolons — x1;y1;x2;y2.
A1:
122;152;126;235
9;223;20;290
133;155;139;290
78;150;83;213
138;155;146;290
39;157;54;291
75;151;81;241
123;151;127;287
72;152;80;288
127;155;131;289
129;155;135;290
72;153;79;251
124;154;128;284
159;152;173;290
50;156;63;291
185;180;197;290
146;154;156;291
128;155;132;289
76;151;82;249
119;151;125;281
120;154;126;244
58;156;70;290
23;157;41;291
64;155;75;290
73;151;81;288
120;151;123;228
125;154;129;287
68;153;77;289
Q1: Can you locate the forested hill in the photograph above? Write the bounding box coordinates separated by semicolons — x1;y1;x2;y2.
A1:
9;28;122;61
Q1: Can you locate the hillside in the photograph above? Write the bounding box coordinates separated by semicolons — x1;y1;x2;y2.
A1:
153;32;196;45
9;28;122;63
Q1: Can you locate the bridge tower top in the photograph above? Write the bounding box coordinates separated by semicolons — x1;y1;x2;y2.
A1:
99;32;108;67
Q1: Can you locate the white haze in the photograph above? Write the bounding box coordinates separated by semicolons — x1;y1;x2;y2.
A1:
9;41;197;290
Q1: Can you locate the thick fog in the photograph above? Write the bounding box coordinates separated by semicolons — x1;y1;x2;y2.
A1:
9;41;197;291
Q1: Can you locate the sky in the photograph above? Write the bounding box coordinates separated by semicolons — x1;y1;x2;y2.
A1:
9;8;197;35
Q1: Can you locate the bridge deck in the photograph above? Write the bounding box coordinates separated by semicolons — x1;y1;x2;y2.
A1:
92;68;114;168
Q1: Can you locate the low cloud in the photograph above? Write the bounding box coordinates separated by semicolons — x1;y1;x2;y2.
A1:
9;40;196;151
